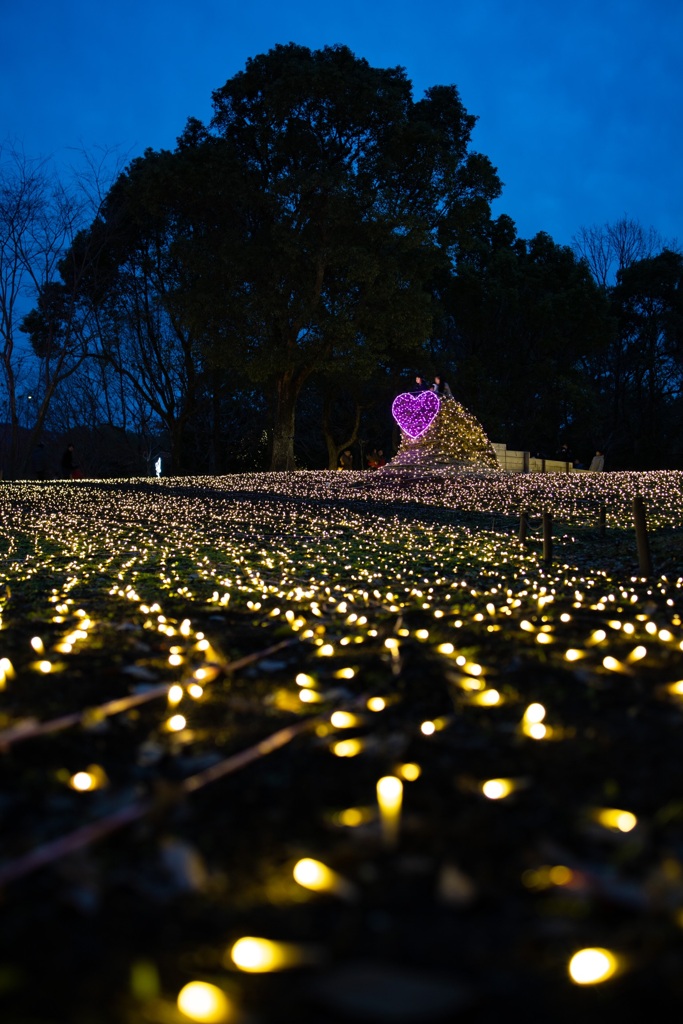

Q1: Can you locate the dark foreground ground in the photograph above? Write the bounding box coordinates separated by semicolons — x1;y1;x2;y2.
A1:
1;475;683;1023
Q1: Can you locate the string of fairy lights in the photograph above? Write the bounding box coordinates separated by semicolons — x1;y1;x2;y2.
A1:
0;472;683;1019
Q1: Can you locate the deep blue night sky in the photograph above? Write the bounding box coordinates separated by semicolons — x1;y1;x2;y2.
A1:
2;0;681;247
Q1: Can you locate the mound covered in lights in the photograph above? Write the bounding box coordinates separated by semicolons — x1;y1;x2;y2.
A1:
386;393;500;475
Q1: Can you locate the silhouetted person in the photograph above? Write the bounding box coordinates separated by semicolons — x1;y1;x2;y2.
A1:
32;443;50;480
338;449;353;470
431;375;453;399
61;443;78;479
588;450;605;472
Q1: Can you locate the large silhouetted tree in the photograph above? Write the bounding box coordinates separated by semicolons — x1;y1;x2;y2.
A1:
34;45;501;473
176;43;502;469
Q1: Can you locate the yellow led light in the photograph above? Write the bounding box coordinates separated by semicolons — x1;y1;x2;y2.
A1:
229;937;307;972
595;808;637;832
473;689;501;706
377;775;403;846
568;948;618;985
602;656;624;672
523;703;546;723
482;778;514;800
330;711;359;728
168;684;184;705
523;722;547;739
167;714;187;732
367;697;386;711
548;864;573;886
299;688;323;703
70;771;95;791
397;762;421;781
336;806;374;827
292;858;355;899
177;981;232;1023
331;738;363;757
334;667;355;679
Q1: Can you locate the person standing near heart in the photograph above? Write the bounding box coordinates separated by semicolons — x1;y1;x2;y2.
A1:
386;373;499;473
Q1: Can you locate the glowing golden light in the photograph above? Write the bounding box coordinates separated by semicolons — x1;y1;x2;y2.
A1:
177;981;232;1022
627;645;647;662
473;688;501;706
167;714;187;732
482;778;514;800
331;738;363;757
293;858;356;900
336;806;374;827
299;688;323;703
542;864;574;886
168;684;184;705
70;771;95;791
568;948;618;985
523;703;546;723
230;937;307;972
330;711;359;728
68;764;107;792
367;697;386;711
595;808;637;832
397;762;422;781
602;655;625;672
377;775;403;846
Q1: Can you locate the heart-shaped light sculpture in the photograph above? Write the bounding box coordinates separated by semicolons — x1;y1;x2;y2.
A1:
391;391;440;438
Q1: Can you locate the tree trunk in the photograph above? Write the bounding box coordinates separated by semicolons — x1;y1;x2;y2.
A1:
323;395;362;469
270;372;299;471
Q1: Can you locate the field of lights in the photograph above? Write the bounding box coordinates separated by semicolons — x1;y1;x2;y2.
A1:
1;469;683;1024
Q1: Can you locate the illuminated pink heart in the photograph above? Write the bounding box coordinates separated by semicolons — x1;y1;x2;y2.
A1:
392;391;440;438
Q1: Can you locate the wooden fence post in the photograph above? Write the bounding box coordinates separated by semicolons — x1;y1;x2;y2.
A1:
542;510;552;563
519;509;529;543
632;495;652;577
